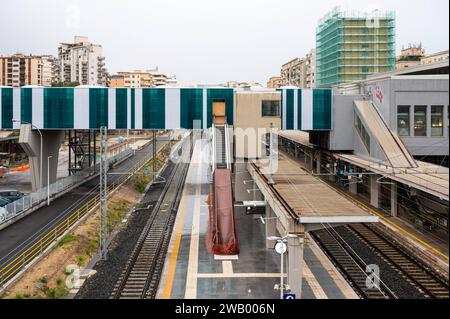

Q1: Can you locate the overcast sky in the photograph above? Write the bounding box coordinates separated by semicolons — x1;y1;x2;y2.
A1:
1;0;448;85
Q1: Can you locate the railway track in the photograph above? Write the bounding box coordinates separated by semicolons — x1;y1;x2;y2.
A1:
111;140;190;299
311;228;395;299
312;224;449;299
347;223;449;299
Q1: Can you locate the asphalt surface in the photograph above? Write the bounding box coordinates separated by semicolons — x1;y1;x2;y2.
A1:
0;138;168;268
0;151;69;194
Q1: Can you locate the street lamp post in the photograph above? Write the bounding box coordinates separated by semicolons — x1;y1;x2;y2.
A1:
267;234;299;299
279;239;285;299
13;119;43;190
47;155;53;206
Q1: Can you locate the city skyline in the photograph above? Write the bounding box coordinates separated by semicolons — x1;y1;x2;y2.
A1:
1;0;448;85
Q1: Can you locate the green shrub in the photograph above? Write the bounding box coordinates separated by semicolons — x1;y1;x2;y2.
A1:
133;174;150;193
45;287;68;299
76;255;86;267
35;276;49;284
55;277;64;286
58;235;79;247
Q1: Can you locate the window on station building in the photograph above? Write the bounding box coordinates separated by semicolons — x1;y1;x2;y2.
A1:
414;105;427;136
354;112;370;153
431;105;444;136
397;105;410;136
261;100;280;117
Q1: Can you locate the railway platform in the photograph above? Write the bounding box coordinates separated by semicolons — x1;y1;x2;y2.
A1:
277;130;449;276
156;138;358;299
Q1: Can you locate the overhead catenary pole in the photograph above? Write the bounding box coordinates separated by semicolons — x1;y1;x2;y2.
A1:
153;130;156;183
280;241;284;299
99;126;108;260
47;155;53;206
268;122;274;184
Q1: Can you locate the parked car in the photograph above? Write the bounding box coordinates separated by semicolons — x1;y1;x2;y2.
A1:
0;197;10;222
0;189;24;202
0;197;11;207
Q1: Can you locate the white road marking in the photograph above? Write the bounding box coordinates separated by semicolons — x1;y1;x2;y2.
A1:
222;261;234;275
197;273;287;278
184;141;204;299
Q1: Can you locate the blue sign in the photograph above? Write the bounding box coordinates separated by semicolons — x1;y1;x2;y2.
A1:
283;293;296;299
143;167;149;175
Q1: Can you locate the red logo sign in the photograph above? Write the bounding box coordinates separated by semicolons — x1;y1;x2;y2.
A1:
375;86;383;103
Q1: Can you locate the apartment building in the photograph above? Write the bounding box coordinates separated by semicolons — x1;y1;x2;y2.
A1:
281;49;316;88
41;55;59;86
109;70;175;88
316;8;396;87
118;70;152;88
395;44;425;70
223;81;262;88
109;74;125;87
58;36;108;86
281;58;305;87
0;53;58;87
267;76;283;88
166;75;177;86
305;49;317;88
421;50;449;65
149;71;168;86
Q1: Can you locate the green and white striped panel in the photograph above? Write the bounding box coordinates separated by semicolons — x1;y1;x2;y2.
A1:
74;87;89;129
44;88;74;129
281;88;332;131
108;88;116;129
0;87;14;129
165;88;181;129
0;87;235;130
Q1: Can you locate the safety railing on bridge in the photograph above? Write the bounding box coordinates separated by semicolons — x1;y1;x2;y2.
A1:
0;148;134;227
0;142;171;289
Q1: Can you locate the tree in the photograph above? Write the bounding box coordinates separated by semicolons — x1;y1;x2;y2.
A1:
50;81;80;87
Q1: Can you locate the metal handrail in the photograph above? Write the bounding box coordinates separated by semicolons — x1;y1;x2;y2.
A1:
212;124;217;172
224;123;231;170
0;144;170;288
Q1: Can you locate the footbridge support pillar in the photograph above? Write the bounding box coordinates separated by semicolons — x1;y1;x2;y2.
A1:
18;124;65;192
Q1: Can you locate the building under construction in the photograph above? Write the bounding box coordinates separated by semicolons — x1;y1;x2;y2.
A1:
316;8;396;87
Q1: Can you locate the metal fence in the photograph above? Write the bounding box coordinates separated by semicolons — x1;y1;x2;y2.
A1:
0;143;170;288
0;148;133;226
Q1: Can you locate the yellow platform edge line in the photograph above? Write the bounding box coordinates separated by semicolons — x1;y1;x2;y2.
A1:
161;189;189;299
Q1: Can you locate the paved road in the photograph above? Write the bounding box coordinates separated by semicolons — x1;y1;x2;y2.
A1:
0;138;169;268
0;150;69;194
